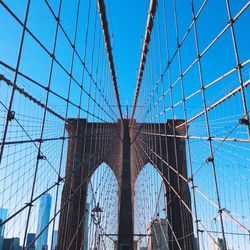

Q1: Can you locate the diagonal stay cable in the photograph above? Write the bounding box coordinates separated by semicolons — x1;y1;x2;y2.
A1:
0;1;119;122
0;100;60;176
0;64;116;123
134;119;250;235
26;148;118;250
0;139;114;229
0;74;66;121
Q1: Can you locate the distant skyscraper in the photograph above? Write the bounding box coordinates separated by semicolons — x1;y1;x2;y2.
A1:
0;208;8;235
149;219;168;250
0;208;8;250
36;193;52;250
2;237;20;250
26;233;36;250
52;230;58;250
211;238;226;250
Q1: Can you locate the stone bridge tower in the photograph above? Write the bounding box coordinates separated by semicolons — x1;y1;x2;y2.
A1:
57;119;194;250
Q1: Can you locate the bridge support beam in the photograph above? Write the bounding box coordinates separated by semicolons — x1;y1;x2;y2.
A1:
57;119;90;250
161;121;194;250
136;120;194;250
118;120;134;249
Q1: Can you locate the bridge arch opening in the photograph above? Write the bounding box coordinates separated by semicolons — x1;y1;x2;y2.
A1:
134;163;168;250
84;162;118;250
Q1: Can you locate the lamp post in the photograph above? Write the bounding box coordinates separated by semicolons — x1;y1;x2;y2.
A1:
91;203;103;250
91;202;103;226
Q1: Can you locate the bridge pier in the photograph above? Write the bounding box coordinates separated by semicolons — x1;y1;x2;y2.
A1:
57;119;90;250
157;121;194;250
57;119;120;250
131;120;194;250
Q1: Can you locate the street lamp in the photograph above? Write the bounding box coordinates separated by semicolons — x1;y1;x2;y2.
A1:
91;202;103;225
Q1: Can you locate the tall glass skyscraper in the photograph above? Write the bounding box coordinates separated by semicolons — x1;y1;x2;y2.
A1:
0;208;8;250
52;230;58;250
26;233;36;250
36;193;52;250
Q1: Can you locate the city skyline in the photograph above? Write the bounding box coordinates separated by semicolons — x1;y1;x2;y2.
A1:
0;194;54;250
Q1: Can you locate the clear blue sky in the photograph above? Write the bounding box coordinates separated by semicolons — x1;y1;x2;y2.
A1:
0;0;249;114
105;0;149;107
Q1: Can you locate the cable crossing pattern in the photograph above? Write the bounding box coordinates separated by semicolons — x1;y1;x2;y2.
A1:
0;0;249;250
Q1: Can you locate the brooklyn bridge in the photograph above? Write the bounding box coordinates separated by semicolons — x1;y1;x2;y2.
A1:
0;0;249;249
